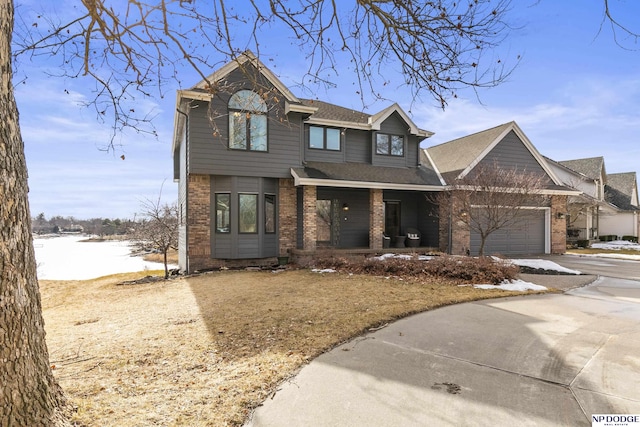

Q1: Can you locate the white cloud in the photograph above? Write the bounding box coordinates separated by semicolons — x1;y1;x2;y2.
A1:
415;76;640;178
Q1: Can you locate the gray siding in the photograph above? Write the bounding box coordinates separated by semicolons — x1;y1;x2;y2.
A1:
381;190;438;246
475;131;551;181
372;112;419;168
345;129;371;163
317;188;370;248
417;196;440;247
188;68;303;178
210;176;278;259
470;209;546;255
303;124;346;163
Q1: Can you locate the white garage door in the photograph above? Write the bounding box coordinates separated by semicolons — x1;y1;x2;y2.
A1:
470;209;546;256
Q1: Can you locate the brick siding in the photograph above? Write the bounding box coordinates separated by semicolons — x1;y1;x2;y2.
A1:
302;186;317;250
278;178;297;255
551;195;568;254
369;188;384;249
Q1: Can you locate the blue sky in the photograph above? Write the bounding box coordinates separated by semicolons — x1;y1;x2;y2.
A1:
15;0;640;219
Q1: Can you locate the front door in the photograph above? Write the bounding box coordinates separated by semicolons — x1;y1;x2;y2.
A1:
384;201;401;240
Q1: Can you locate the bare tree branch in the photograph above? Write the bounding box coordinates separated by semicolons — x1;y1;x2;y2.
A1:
435;162;549;256
13;0;520;148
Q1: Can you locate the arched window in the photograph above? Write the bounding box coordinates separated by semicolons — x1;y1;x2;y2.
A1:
228;90;268;151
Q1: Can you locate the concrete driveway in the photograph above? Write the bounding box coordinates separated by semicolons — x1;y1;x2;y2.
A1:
533;254;640;281
246;275;640;426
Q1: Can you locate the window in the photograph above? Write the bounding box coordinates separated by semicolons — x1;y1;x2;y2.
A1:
239;194;258;233
376;133;404;156
228;90;267;151
215;193;230;233
309;126;341;151
265;194;276;234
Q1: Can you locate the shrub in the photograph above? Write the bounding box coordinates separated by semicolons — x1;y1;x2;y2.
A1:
622;235;638;243
576;239;590;248
311;253;519;285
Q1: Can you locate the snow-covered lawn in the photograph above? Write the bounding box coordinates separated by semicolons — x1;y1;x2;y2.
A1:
34;235;176;280
580;240;640;261
591;240;640;251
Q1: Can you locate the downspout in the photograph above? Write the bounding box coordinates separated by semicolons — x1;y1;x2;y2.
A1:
448;193;453;255
176;107;189;274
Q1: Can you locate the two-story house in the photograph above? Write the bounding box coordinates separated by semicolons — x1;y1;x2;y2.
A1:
172;52;444;272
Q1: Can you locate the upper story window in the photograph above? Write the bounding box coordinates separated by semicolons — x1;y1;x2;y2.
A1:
376;133;404;156
309;126;341;151
228;90;267;151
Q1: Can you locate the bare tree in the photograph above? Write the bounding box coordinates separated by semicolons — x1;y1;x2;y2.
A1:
135;194;179;279
437;162;548;256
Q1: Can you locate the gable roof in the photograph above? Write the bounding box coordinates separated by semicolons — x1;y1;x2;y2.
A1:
300;99;433;137
605;172;639;210
191;50;301;104
558;157;606;182
425;121;563;187
173;51;317;154
425;122;512;182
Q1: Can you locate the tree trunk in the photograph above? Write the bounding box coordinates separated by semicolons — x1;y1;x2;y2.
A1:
163;249;169;279
0;1;69;425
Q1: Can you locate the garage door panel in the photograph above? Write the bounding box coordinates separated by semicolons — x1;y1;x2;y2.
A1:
470;209;545;256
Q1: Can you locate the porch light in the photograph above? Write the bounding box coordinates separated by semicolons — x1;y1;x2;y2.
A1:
556;212;566;219
342;203;349;211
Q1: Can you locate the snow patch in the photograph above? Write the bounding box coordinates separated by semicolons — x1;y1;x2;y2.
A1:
474;280;547;292
508;259;581;275
311;268;337;274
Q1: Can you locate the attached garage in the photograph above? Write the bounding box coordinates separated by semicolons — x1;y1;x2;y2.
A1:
470;208;548;256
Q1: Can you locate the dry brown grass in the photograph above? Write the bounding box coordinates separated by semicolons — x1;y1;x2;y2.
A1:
141;248;179;265
42;268;540;426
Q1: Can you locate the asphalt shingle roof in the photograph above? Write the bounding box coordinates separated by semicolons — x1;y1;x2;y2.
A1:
605;172;639;210
299;99;370;124
292;161;443;187
558;157;605;182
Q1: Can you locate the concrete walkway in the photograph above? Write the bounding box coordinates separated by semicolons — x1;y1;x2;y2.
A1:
246;275;640;426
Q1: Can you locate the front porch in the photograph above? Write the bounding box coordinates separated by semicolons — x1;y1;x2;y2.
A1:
289;185;441;254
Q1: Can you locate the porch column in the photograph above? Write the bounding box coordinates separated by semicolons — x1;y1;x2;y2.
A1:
439;191;470;255
369;188;384;249
278;178;297;256
302;185;317;251
551;195;568;254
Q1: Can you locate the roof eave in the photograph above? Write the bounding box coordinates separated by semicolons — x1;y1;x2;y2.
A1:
290;169;444;191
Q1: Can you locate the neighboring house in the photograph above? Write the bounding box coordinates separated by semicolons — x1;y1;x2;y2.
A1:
545;157;601;242
172;53;577;271
601;172;639;239
554;157;639;241
424;122;578;256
